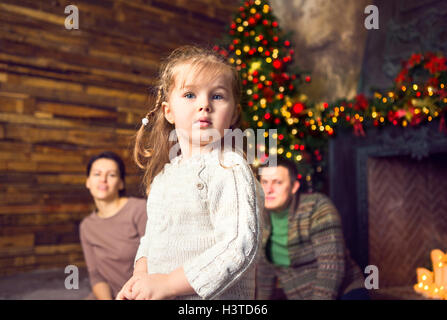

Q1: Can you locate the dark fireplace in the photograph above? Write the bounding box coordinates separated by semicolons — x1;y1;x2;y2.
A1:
368;153;447;287
329;120;447;297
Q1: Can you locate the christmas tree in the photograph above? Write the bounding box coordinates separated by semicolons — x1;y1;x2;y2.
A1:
214;0;326;192
215;0;447;193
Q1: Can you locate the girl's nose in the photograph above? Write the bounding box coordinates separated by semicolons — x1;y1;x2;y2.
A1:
198;104;211;112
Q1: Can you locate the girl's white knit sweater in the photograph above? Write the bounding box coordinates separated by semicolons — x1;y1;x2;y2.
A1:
134;148;265;300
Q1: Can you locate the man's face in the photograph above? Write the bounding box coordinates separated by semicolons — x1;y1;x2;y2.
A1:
259;166;300;212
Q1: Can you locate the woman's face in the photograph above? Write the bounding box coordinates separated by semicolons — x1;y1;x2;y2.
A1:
85;158;123;201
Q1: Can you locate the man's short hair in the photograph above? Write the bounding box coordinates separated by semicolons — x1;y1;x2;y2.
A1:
259;155;298;182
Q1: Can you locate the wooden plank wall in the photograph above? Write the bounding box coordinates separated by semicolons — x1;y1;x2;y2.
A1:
0;0;238;276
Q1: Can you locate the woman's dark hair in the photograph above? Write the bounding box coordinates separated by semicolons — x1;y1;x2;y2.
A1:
259;155;299;183
86;151;126;197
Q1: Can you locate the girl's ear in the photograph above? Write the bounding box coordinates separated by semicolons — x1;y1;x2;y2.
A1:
162;101;175;124
85;177;91;190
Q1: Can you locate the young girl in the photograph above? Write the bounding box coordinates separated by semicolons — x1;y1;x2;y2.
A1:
116;45;265;300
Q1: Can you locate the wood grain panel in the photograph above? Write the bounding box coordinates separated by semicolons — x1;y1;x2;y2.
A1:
0;0;238;276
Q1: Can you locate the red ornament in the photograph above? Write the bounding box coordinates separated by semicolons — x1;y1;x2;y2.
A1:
278;134;284;140
274;118;280;125
257;83;263;89
273;60;282;69
300;145;305;151
253;93;259;100
323;102;329;109
229;30;235;35
305;76;311;83
284;40;290;47
230;23;236;29
297;174;302;180
293;102;305;114
248;17;256;25
264;50;270;56
229;44;234;51
273;36;279;42
248;101;253;107
233;39;239;44
239;6;245;12
258;34;264;40
263;19;269;25
294;144;299;150
255;13;261;20
253;70;259;76
289;84;294;90
272;21;278;27
262;40;268;45
244;31;249;37
252;78;259;84
354;94;368;111
264;113;271;120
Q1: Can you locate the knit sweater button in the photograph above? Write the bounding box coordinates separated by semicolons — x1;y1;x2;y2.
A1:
197;182;204;190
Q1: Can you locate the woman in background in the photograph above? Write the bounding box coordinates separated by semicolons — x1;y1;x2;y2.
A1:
80;151;147;299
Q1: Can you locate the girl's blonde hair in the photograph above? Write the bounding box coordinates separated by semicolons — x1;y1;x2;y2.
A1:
134;45;244;195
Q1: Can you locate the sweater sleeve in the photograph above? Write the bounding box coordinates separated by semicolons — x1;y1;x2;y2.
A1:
133;201;150;267
134;227;149;267
309;195;346;299
79;220;107;287
183;153;261;299
255;250;277;300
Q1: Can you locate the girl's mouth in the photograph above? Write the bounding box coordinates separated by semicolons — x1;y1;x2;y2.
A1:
198;121;211;128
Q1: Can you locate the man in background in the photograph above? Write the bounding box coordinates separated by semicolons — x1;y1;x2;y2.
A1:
256;156;369;300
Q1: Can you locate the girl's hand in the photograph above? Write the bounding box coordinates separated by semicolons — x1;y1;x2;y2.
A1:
128;273;175;300
115;271;148;300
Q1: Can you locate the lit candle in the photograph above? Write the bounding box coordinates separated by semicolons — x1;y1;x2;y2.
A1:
417;268;433;285
432;287;442;299
431;249;445;287
442;264;447;287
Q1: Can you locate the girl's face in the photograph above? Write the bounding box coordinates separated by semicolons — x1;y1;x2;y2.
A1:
162;63;238;152
85;158;123;201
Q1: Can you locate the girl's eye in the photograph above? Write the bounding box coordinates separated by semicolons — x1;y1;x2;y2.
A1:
184;92;195;99
212;94;224;100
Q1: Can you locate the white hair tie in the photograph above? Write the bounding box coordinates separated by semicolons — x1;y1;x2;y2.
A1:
142;117;149;126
